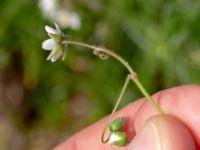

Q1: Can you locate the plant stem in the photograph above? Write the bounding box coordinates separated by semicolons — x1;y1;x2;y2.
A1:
64;41;135;75
101;74;131;143
132;77;164;113
64;40;164;114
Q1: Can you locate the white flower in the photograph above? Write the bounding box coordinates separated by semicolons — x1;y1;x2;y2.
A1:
38;0;81;30
38;0;58;20
42;24;64;62
55;10;81;30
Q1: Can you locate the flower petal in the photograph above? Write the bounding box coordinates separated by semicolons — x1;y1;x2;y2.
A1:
45;25;59;35
42;39;56;50
51;50;62;62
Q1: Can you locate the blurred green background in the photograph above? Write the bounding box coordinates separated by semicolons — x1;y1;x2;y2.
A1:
0;0;200;149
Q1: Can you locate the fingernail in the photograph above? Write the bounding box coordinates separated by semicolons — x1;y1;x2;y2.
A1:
127;123;161;150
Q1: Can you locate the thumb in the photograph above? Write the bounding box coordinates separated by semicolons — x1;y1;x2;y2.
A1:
127;115;196;150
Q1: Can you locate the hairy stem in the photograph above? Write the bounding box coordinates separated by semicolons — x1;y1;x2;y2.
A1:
64;41;135;75
64;40;163;114
63;40;164;144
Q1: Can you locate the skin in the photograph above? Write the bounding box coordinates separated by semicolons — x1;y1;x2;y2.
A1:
53;84;200;150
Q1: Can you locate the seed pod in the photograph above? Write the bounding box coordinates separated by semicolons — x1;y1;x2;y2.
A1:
109;117;124;132
108;132;128;147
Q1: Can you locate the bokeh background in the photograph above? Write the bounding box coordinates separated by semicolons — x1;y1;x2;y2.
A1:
0;0;200;149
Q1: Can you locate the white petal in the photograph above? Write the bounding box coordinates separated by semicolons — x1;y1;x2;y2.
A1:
42;39;56;50
51;50;62;62
45;25;59;34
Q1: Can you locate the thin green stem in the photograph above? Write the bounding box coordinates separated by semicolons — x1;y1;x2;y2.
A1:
64;41;135;75
132;77;164;114
64;40;164;113
101;74;131;143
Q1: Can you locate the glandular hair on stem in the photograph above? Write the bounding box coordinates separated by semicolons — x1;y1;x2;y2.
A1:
93;48;109;60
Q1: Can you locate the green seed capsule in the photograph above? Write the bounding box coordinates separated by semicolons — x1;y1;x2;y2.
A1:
108;132;128;147
109;117;124;132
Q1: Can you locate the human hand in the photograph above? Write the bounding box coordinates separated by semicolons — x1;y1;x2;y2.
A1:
54;85;200;150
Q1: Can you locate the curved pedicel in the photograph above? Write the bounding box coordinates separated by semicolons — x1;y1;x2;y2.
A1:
42;23;164;147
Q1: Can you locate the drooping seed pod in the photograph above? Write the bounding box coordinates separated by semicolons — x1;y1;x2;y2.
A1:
108;117;124;132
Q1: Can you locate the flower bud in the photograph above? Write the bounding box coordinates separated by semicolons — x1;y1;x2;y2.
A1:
108;132;127;147
109;117;124;132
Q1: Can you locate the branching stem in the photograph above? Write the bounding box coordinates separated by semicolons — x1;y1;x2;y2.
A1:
64;40;163;113
63;40;164;143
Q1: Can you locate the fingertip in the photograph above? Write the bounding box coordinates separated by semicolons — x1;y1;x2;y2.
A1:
127;115;196;150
